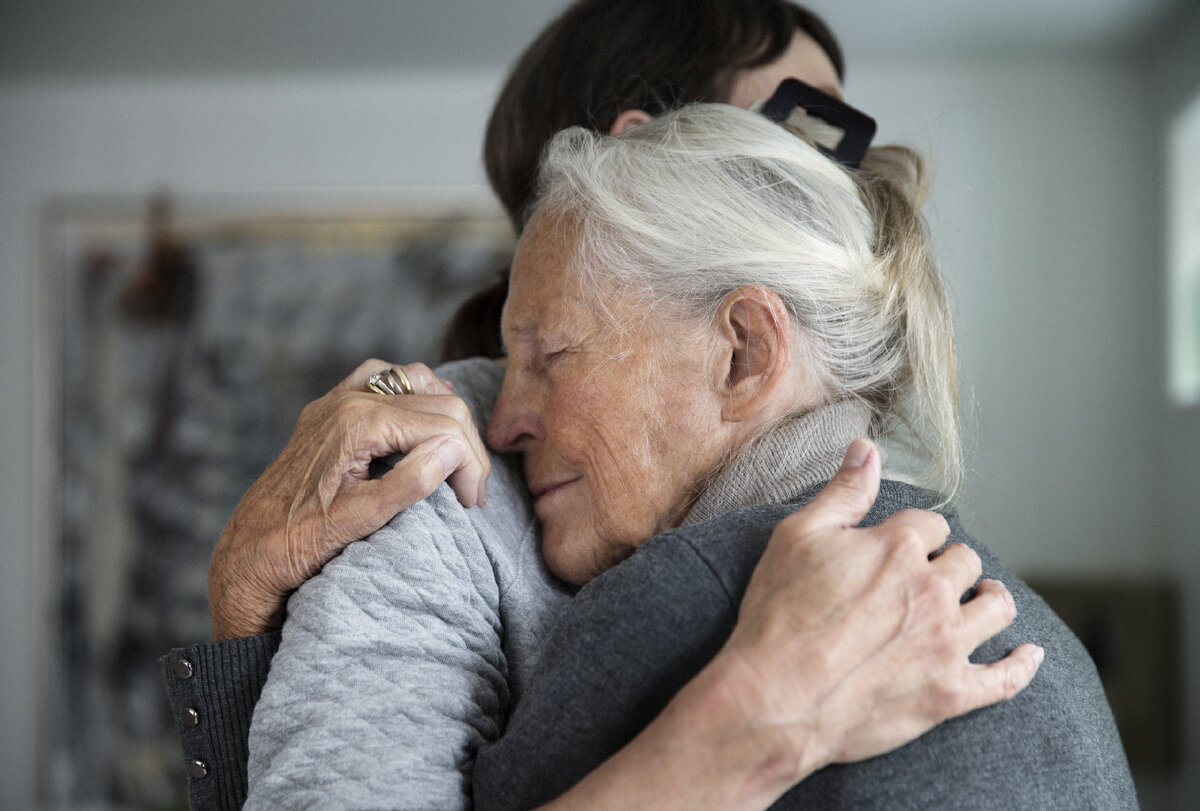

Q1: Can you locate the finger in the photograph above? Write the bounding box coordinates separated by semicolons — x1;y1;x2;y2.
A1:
350;362;485;467
327;435;475;546
961;643;1044;709
926;541;981;590
874;508;952;559
376;392;491;490
778;438;881;537
338;388;490;479
392;362;454;397
339;358;402;391
381;433;486;510
339;359;454;397
959;578;1019;641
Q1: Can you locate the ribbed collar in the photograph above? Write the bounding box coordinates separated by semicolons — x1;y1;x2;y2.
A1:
682;399;872;527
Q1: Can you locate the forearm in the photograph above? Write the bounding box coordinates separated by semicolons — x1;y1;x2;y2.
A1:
544;650;818;810
161;632;281;810
208;524;289;640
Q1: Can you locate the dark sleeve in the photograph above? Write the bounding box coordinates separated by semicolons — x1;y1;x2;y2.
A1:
160;632;280;811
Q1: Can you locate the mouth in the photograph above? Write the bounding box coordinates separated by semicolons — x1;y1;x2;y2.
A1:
530;476;582;503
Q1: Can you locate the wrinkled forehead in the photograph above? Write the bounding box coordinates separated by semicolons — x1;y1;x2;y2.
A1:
502;212;589;337
511;210;584;292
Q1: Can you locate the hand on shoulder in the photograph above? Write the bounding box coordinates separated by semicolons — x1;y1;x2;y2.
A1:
715;439;1043;793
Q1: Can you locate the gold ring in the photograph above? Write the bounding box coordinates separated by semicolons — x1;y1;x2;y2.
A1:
367;366;415;396
389;366;416;395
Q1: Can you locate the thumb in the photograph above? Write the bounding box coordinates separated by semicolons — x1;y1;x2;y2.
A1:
785;438;881;534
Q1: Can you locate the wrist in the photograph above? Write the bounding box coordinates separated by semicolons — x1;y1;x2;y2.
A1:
208;530;287;641
592;649;825;809
678;649;826;805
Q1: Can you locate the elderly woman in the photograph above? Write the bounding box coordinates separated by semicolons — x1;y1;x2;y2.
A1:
167;5;1046;807
465;102;1135;807
243;99;1132;809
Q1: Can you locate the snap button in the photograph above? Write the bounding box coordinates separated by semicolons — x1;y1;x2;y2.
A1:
174;658;195;679
188;759;209;779
181;707;200;727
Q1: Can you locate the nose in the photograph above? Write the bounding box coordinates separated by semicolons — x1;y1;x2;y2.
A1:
486;372;544;453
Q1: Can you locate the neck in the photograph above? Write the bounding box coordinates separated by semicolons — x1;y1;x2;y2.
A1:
682;399;872;526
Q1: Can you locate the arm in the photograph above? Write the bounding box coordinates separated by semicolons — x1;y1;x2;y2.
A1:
162;358;499;807
208;359;492;640
241;357;567;808
599;481;1131;809
477;440;1042;810
160;633;280;810
243;485;519;809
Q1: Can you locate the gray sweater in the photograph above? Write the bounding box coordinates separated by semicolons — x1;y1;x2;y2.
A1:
244;358;571;808
472;419;1137;809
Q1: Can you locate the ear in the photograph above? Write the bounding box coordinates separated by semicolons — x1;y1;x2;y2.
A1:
713;286;797;424
609;109;654;135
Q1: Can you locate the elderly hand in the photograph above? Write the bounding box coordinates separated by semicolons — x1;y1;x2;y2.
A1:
715;438;1042;797
208;360;491;641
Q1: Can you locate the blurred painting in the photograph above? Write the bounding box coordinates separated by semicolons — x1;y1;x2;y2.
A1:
44;193;513;807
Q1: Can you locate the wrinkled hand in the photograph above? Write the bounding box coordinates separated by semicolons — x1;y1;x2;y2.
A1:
716;438;1042;795
208;360;491;640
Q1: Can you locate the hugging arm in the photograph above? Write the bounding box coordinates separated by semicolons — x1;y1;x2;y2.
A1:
242;361;570;808
478;440;1042;810
188;361;1037;809
243;487;518;809
208;359;490;641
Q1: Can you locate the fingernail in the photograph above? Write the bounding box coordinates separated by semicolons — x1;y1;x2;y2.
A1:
1033;646;1045;665
844;439;870;469
434;437;464;474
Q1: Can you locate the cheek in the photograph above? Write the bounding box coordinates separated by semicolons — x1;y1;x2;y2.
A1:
565;385;659;490
553;361;708;540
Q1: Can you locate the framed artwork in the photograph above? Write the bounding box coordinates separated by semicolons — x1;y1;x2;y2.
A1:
39;191;513;807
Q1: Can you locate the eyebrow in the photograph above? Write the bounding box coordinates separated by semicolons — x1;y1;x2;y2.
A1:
498;316;536;358
501;318;538;343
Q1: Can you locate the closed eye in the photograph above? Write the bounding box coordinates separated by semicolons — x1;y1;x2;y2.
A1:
539;347;569;371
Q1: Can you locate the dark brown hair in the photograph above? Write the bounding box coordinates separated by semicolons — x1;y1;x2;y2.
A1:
486;0;842;230
442;0;844;361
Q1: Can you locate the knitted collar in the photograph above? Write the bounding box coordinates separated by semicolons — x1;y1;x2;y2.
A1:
682;399;872;527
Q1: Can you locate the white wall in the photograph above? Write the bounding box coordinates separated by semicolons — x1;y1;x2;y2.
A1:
0;47;1192;810
853;57;1166;577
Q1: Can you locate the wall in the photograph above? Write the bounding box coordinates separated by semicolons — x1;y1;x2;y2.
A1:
854;57;1166;577
1152;3;1200;805
0;42;1191;811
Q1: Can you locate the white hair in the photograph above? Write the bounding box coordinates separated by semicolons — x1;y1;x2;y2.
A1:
532;103;962;500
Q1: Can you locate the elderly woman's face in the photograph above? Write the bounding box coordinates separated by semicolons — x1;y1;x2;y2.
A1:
487;215;729;585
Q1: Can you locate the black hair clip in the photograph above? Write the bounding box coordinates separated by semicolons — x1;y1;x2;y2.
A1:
760;78;876;169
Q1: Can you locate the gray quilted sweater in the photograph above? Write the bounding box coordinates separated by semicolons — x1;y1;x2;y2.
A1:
244;358;571;809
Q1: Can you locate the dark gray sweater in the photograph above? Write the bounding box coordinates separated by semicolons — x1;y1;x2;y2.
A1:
473;480;1137;810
